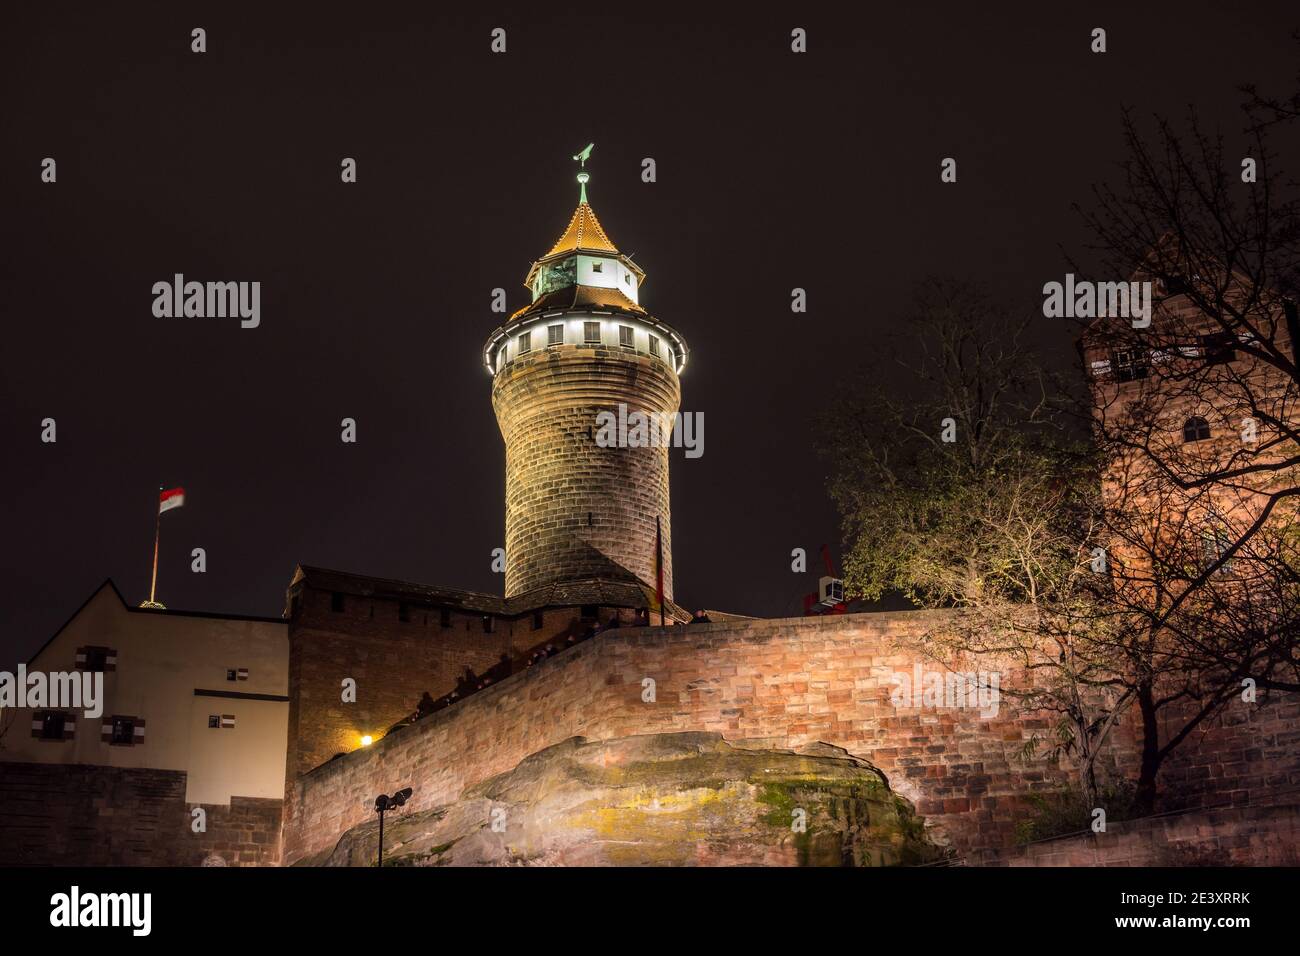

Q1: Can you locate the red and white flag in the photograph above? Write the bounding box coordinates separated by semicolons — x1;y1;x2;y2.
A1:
159;487;185;514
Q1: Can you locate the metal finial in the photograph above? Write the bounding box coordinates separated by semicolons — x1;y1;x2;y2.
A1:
573;143;594;203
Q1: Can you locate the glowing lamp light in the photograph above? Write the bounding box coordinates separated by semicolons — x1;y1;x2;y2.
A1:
360;735;373;747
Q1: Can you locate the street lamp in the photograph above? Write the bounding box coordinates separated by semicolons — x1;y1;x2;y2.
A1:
374;787;413;867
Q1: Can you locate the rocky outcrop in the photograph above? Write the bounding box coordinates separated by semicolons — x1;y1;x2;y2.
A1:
304;732;943;866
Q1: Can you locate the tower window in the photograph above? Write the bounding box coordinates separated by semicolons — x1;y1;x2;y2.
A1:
440;608;452;628
584;321;601;344
1201;331;1236;365
649;334;660;357
619;326;634;348
519;331;531;354
482;616;495;634
399;602;412;623
532;610;544;630
548;324;563;346
1183;417;1211;443
331;592;345;613
591;261;603;273
208;715;220;729
580;605;599;620
624;272;631;285
1112;348;1149;383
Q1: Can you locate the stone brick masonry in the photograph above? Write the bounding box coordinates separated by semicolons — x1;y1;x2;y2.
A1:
4;607;1290;866
492;343;680;600
279;613;1005;862
285;582;639;777
282;610;1300;865
989;803;1300;866
0;762;282;866
1152;689;1300;813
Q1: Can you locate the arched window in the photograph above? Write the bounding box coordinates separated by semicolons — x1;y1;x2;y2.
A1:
1183;416;1211;443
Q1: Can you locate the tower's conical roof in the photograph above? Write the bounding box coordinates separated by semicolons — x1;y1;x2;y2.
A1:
543;202;620;258
518;145;648;320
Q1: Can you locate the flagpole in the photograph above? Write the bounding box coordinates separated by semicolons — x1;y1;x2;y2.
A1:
656;516;665;627
148;486;162;605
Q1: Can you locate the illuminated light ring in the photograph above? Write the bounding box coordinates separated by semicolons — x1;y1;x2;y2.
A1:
482;309;688;376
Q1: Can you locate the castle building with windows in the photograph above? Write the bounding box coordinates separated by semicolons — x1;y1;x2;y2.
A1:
1079;250;1298;577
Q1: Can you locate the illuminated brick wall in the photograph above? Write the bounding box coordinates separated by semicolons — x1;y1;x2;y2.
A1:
491;343;680;600
989;803;1300;866
1082;289;1297;556
280;612;1075;863
284;580;638;778
281;610;1300;866
0;763;281;866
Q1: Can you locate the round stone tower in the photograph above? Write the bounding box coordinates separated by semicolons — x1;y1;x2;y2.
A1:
484;148;688;601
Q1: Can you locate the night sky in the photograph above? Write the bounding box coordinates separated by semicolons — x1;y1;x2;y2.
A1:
2;3;1296;666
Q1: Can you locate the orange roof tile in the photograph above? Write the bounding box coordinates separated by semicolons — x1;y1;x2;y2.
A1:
543;203;620;258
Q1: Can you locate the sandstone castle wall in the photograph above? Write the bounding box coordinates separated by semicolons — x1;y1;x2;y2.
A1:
0;762;282;866
5;607;1289;866
989;803;1300;866
283;610;1300;864
280;612;1061;863
285;582;639;777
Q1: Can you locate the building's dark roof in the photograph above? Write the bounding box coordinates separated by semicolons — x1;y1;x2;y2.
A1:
509;283;646;321
291;565;690;621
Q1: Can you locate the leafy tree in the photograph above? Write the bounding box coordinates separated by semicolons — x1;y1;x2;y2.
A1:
821;277;1124;808
825;74;1300;816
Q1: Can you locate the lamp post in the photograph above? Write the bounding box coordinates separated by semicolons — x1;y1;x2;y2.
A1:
374;787;412;867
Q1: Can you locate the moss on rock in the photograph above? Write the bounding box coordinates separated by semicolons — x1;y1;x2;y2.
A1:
310;732;944;867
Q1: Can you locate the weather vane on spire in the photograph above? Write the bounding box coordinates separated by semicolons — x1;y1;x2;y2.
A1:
573;142;594;203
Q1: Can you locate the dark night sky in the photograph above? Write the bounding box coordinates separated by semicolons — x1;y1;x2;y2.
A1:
1;2;1296;666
